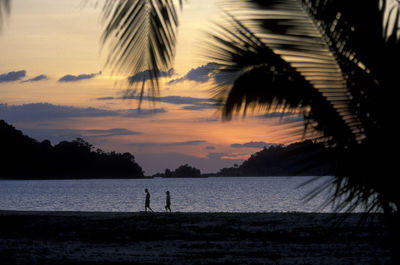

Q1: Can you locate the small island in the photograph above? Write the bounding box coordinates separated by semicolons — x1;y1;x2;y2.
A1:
152;164;203;178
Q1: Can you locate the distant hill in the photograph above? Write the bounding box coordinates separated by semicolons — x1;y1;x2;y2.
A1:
0;120;144;179
153;164;202;178
216;140;335;176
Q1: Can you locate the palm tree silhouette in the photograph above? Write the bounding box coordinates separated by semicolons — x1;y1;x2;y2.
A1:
101;0;400;212
208;0;400;214
101;1;400;261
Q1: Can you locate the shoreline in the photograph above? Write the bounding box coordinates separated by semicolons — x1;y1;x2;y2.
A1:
0;175;331;181
0;211;390;264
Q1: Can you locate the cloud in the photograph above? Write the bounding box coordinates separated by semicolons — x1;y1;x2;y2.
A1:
149;95;216;111
231;141;276;148
213;70;242;86
206;146;215;150
0;103;166;122
58;71;101;82
80;128;141;137
180;103;215;110
20;127;141;145
99;95;216;111
167;62;241;86
257;112;304;123
97;96;115;101
128;69;173;84
121;95;211;105
120;108;167;117
168;63;220;84
129;140;206;147
0;70;26;83
21;74;48;83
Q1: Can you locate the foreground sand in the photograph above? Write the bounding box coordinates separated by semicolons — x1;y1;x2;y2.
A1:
0;211;390;265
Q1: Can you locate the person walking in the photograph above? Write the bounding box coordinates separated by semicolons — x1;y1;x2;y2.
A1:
165;191;171;212
144;188;153;212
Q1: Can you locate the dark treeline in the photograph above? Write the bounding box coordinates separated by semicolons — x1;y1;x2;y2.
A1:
153;164;202;178
1;120;144;179
216;140;334;177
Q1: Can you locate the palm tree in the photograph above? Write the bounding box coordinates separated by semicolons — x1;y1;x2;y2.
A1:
208;0;400;262
102;0;400;212
101;0;400;261
207;0;400;214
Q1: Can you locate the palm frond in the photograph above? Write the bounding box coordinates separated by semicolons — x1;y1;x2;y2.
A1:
207;0;400;216
0;0;11;32
206;10;357;148
101;0;182;96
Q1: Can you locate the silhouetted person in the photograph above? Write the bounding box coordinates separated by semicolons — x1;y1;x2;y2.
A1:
144;188;153;212
165;191;171;212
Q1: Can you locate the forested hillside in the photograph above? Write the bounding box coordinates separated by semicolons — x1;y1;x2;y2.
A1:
217;141;334;176
1;120;144;179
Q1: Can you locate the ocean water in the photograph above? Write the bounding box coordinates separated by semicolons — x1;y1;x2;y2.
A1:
0;176;345;212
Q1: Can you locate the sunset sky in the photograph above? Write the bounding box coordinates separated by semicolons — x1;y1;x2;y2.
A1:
0;0;305;174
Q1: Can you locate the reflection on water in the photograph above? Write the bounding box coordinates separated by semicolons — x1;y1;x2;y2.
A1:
0;176;348;212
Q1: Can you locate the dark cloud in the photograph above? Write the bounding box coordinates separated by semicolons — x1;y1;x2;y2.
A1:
58;71;101;82
148;95;216;111
257;112;304;123
128;69;173;84
168;62;241;86
81;128;141;137
180;103;215;110
121;95;212;105
231;141;276;148
97;96;115;100
99;95;216;111
168;63;220;84
21;74;48;83
120;108;167;117
213;70;242;86
206;146;215;150
0;70;26;83
129;140;206;147
0;103;166;122
22;128;141;144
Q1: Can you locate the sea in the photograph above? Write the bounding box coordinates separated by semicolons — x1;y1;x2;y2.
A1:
0;176;356;213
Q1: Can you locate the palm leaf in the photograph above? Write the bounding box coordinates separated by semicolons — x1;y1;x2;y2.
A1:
101;0;182;96
207;0;400;216
0;0;11;32
206;10;357;148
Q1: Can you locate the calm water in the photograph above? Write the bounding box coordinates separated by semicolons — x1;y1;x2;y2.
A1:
0;176;343;212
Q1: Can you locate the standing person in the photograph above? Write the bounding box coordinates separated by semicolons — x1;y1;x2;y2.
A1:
165;191;171;212
144;188;153;212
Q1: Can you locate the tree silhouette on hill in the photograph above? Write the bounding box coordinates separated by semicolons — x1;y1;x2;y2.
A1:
217;140;333;177
1;120;144;179
154;164;201;178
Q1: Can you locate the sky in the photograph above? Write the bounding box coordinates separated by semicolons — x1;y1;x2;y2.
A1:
0;0;305;175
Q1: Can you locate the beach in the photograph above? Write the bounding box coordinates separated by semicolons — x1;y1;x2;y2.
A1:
0;211;390;265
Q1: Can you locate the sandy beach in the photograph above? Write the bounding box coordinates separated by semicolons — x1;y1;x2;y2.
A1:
0;211;390;265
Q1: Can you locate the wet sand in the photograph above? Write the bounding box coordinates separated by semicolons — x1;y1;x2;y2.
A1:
0;211;390;265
